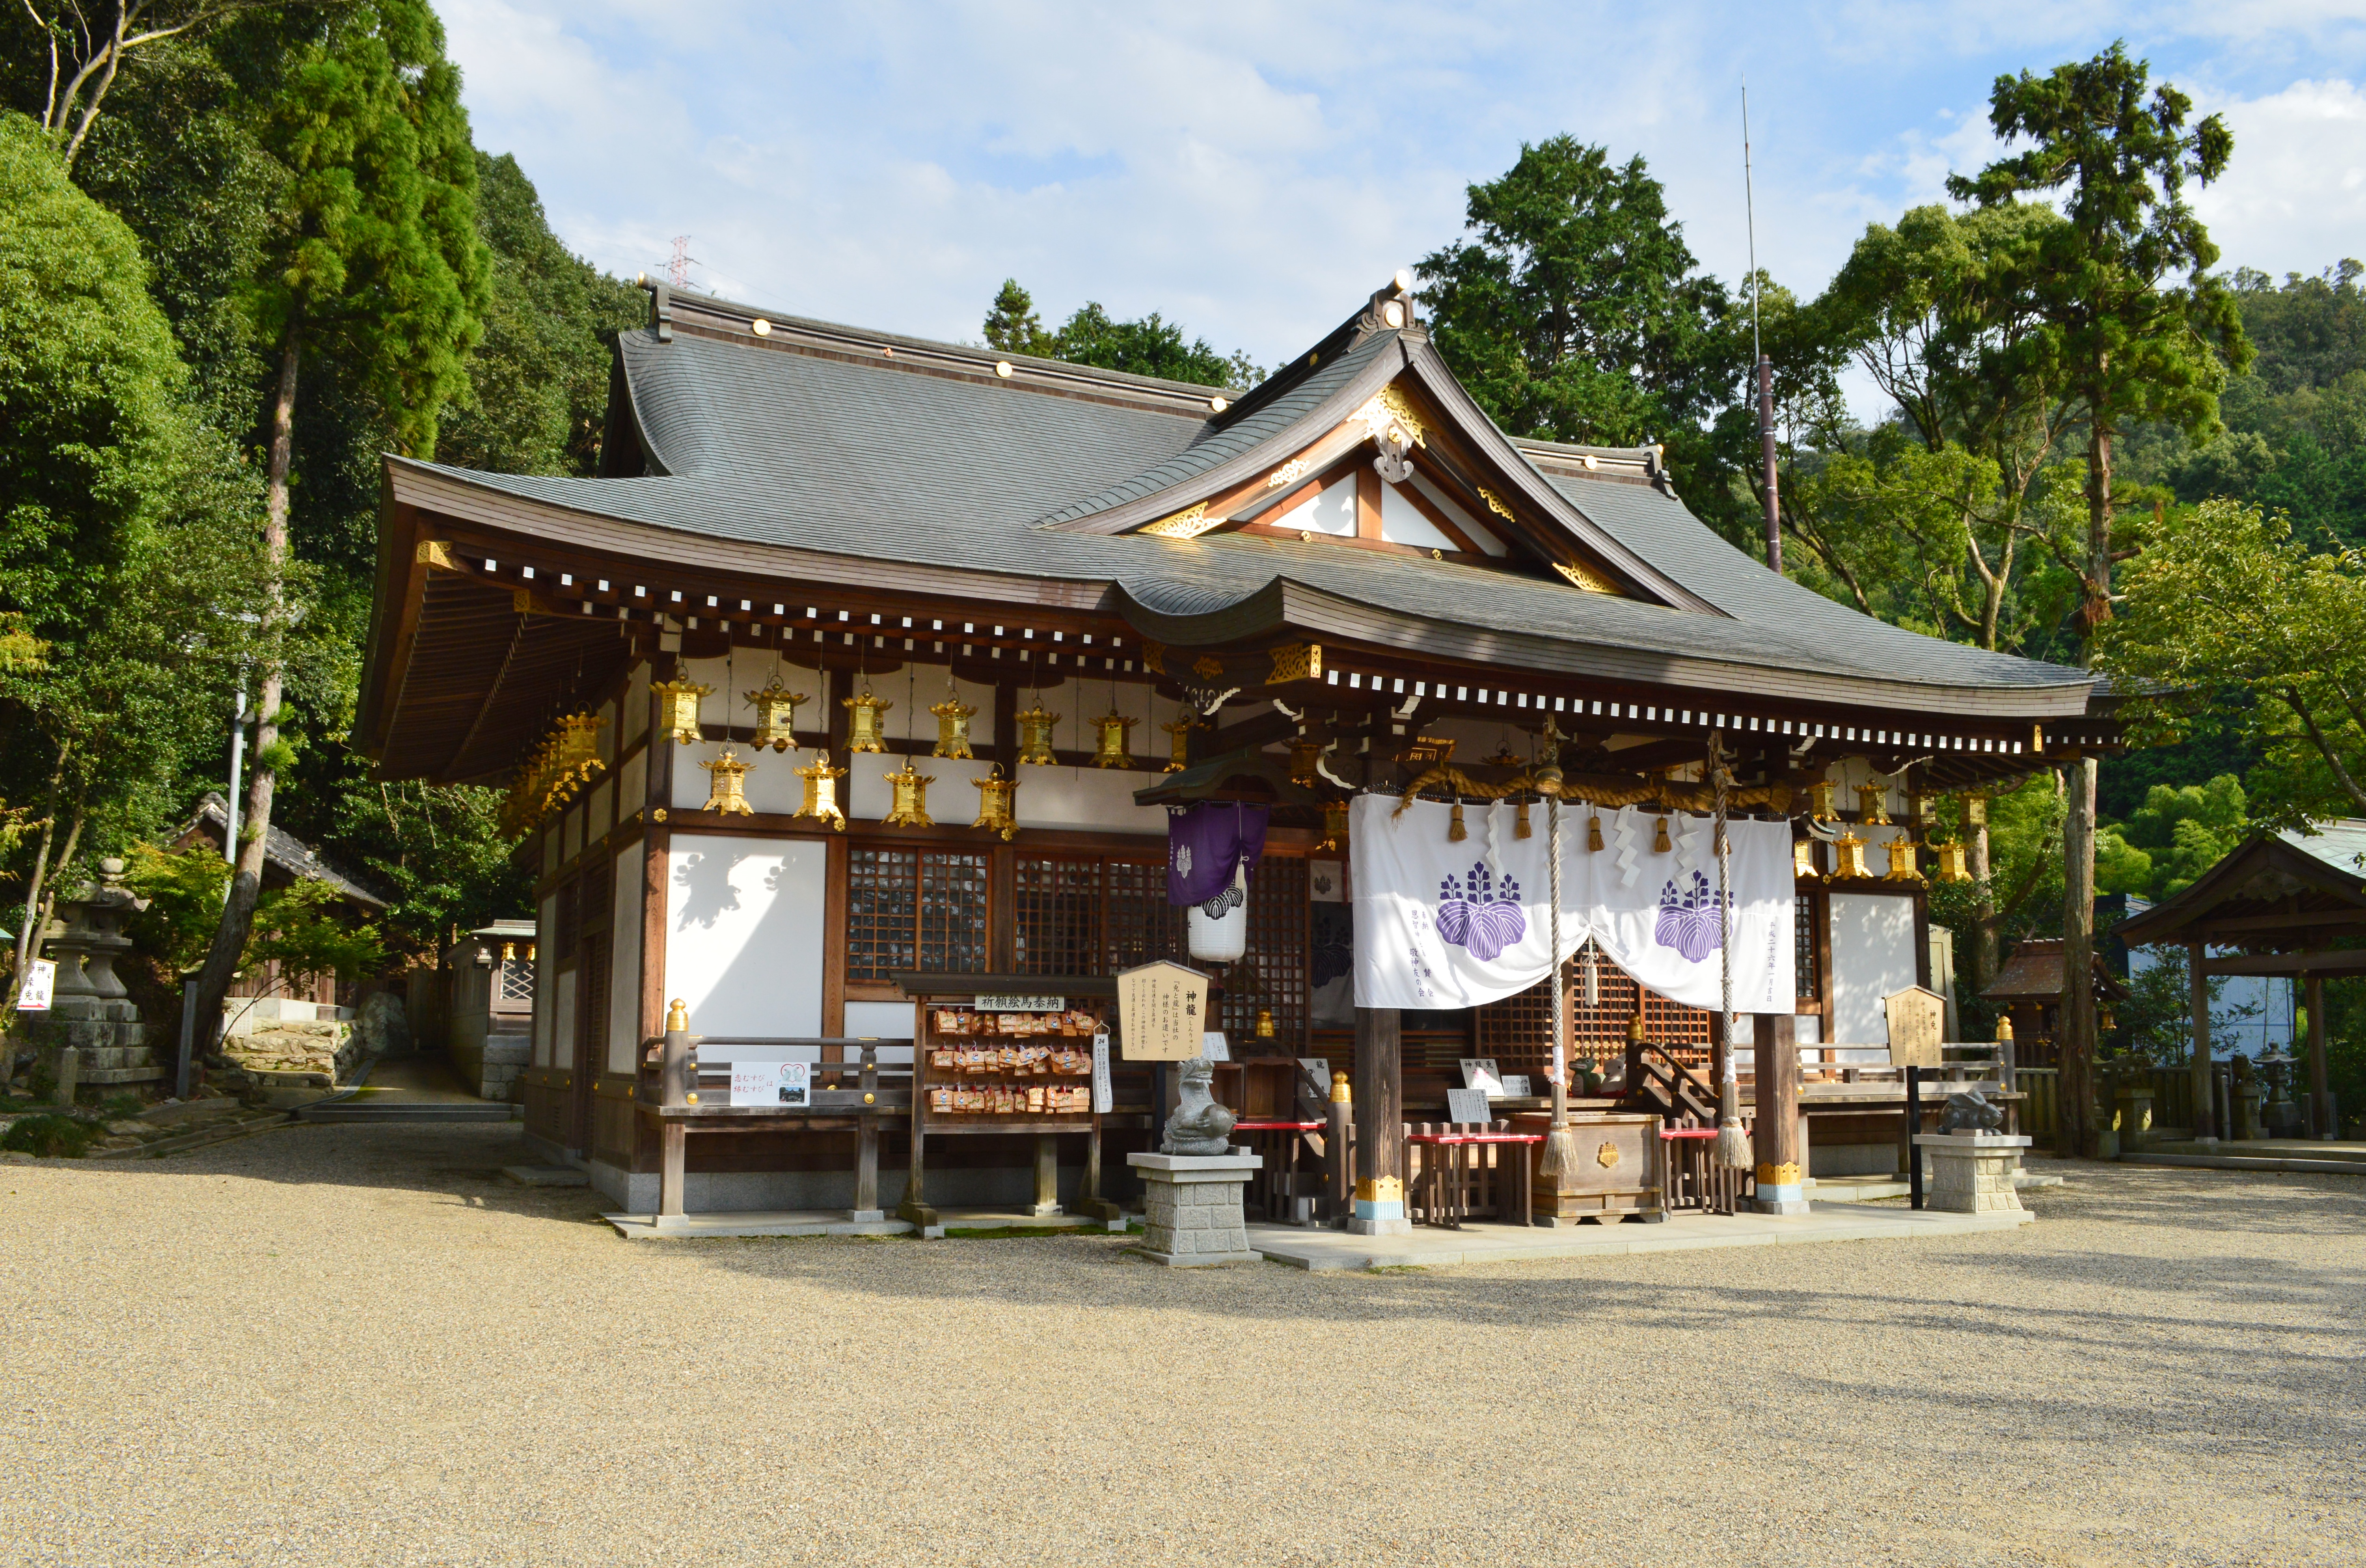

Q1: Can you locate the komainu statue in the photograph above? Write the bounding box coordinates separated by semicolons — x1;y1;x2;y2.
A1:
1160;1055;1238;1156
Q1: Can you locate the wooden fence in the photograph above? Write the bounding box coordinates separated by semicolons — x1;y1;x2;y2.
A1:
2012;1064;2201;1150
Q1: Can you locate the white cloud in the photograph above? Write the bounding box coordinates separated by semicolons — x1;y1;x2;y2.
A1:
2194;78;2366;276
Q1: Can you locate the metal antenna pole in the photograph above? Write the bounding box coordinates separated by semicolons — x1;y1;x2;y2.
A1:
1745;84;1782;575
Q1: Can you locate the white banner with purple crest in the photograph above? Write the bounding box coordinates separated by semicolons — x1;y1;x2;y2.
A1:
1349;795;1793;1014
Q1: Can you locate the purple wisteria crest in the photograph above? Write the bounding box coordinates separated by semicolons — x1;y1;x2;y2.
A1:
1436;861;1526;963
1652;871;1729;964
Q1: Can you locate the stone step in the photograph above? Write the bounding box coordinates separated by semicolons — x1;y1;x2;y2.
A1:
88;1110;288;1159
294;1101;520;1123
80;1065;166;1085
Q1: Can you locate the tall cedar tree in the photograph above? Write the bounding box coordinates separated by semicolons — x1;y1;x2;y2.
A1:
1948;42;2250;1151
190;0;487;1055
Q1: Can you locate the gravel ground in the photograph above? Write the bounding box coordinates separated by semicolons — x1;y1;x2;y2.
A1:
2;1124;2360;1568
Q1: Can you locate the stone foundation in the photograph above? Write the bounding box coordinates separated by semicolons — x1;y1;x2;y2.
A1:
1127;1151;1259;1267
1914;1132;2031;1214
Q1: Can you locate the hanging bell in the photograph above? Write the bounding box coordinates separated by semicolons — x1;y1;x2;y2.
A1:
1091;711;1137;769
882;761;935;827
699;747;756;816
930;694;977;759
1161;715;1198;773
791;749;848;831
1587;814;1604;853
744;680;807;752
1652;816;1672;854
1015;702;1060;765
972;764;1019;840
651;680;712;746
842;689;893;754
1883;835;1924;883
1831;831;1869;879
1286;736;1323;786
1931;838;1971;883
1808;777;1840;822
1515;798;1532;839
1318;800;1349;853
1856;780;1892;825
1793;837;1822;883
1449;801;1467;841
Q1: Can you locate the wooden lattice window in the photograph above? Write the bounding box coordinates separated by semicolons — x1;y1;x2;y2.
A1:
1216;857;1308;1052
849;846;988;982
1474;942;1714;1072
1013;857;1107;976
1104;858;1183;972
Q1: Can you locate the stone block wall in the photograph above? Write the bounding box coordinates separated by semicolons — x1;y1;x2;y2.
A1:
1140;1177;1250;1260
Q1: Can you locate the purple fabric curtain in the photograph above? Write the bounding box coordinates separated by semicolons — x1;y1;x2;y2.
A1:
1167;802;1269;906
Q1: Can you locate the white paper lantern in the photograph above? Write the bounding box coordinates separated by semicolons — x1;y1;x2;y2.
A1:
1187;863;1248;962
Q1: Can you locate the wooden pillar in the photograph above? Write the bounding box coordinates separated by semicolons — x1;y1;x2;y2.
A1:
1350;1006;1406;1233
851;1045;881;1220
2058;754;2098;1158
2189;939;2214;1140
2306;972;2331;1141
1752;1012;1806;1213
658;1122;686;1219
1028;1133;1061;1216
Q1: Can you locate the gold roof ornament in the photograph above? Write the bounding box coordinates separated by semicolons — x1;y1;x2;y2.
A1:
1832;831;1870;880
1266;642;1321;684
1319;800;1348;853
651;680;711;746
699;748;756;816
929;693;977;759
743;679;807;752
1090;710;1137;769
1808;777;1840;822
842;688;892;754
1015;702;1060;765
1930;838;1971;883
1793;837;1822;883
1856;780;1892;825
881;761;935;827
1286;737;1324;787
1883;835;1924;883
1161;714;1198;773
971;764;1019;840
791;750;848;831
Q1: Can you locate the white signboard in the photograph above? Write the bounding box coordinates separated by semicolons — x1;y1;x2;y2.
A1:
974;994;1064;1012
1459;1058;1504;1095
1202;1031;1230;1063
15;958;54;1012
730;1060;810;1108
1116;960;1209;1061
1091;1028;1112;1115
1447;1088;1494;1126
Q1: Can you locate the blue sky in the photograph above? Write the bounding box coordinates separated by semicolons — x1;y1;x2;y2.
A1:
443;1;2366;386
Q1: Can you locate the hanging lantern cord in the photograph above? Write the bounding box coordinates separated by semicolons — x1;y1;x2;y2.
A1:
1714;732;1751;1170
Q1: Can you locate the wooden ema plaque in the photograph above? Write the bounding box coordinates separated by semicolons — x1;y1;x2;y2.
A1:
1116;960;1210;1061
917;998;1103;1129
1885;985;1946;1068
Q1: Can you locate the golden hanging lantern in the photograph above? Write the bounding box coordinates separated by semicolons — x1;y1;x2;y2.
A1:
1906;790;1937;829
842;689;893;754
1883;835;1924;883
743;679;807;752
1319;800;1349;853
1091;711;1137;769
1255;1008;1276;1040
699;747;756;816
651;680;712;746
791;749;848;831
1931;838;1971;883
1961;791;1989;829
1808;778;1840;822
929;694;977;759
1286;736;1324;787
1161;714;1198;773
1793;837;1822;883
1832;831;1870;879
972;764;1019;840
882;761;935;827
554;711;605;770
1015;702;1060;766
1856;780;1892;825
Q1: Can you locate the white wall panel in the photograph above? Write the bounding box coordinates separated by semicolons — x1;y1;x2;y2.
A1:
1829;891;1918;1045
1379;483;1460;552
1013;765;1167;833
663;834;826;1037
1272;474;1356;536
607;842;644;1074
533;891;557;1065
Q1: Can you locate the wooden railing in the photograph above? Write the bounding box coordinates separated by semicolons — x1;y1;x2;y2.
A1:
1628;1040;1718;1126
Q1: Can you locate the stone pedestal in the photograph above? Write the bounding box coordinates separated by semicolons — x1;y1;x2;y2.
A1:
1127;1151;1260;1266
2112;1086;2154;1154
1914;1132;2031;1214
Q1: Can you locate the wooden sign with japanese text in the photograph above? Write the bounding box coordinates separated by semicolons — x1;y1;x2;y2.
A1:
1115;960;1210;1061
1885;985;1945;1069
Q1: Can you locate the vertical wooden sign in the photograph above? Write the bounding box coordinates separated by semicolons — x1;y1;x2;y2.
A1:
1115;960;1210;1061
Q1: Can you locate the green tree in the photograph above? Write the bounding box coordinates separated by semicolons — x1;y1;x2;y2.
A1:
1417;136;1733;452
982;278;1054;358
2103;498;2366;827
982;281;1261;388
8;1;274;171
191;0;488;1055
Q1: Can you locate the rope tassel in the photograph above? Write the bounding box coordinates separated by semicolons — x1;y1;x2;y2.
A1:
1710;730;1752;1170
1448;801;1467;841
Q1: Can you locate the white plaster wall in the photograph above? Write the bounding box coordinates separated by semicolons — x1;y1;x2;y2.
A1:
562;801;583;864
1829;891;1918;1045
843;1001;918;1064
617;747;646;821
597;696;618;765
622;661;650;746
672;737;809;814
663;834;826;1037
607;842;643;1074
533;891;557;1065
1379;482;1460;553
1409;471;1507;555
1013;764;1168;833
1272;474;1356;536
586;776;613;842
552;964;578;1069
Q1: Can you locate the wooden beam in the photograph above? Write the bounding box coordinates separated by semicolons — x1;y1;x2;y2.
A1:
2201;949;2366;976
2185;910;2366;936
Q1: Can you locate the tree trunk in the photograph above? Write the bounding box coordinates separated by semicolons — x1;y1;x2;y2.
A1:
1969;812;1996;994
2081;406;2114;667
191;326;297;1059
2058;756;2098;1158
